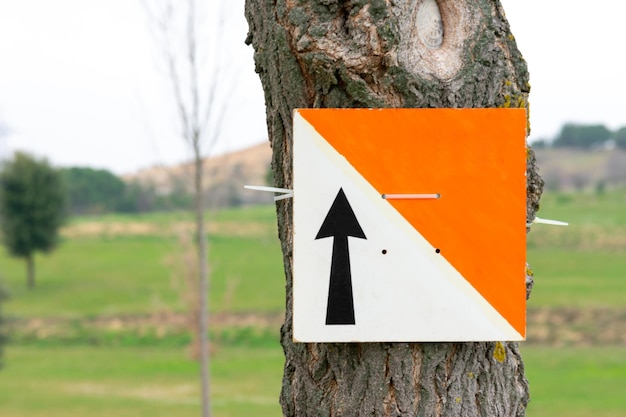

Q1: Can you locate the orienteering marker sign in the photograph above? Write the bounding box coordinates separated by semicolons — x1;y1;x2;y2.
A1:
292;108;527;342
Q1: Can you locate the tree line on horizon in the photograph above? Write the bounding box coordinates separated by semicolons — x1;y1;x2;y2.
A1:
62;166;193;215
533;123;626;150
5;122;625;219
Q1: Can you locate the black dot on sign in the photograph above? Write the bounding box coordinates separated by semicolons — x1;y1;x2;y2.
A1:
435;248;441;254
382;249;387;255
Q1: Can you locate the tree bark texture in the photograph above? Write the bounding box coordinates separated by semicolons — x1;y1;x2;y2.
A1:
245;1;544;416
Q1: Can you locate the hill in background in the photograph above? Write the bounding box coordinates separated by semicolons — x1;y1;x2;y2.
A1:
535;147;626;191
123;142;274;208
124;143;626;208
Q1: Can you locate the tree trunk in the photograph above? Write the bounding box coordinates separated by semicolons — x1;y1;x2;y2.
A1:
194;145;211;417
26;253;35;290
245;1;544;416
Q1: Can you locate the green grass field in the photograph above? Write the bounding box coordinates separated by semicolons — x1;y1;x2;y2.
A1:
1;206;284;318
1;190;624;416
527;189;626;308
0;345;284;417
1;344;624;417
522;189;626;416
522;346;626;417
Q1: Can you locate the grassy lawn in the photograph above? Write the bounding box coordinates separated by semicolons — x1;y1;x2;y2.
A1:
528;189;626;253
527;189;626;307
523;346;626;417
1;205;284;318
524;190;625;416
1;190;624;416
527;249;626;308
0;344;283;417
3;191;623;317
0;343;623;417
2;237;179;317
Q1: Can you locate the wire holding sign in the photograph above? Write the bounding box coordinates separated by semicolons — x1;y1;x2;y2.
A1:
243;185;293;201
528;216;569;227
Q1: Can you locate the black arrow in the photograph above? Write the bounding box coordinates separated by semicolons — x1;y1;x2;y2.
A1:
316;188;366;325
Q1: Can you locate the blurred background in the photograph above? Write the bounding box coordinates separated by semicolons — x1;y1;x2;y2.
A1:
0;1;624;416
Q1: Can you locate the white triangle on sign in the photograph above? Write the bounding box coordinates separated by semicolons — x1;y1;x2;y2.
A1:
293;113;523;342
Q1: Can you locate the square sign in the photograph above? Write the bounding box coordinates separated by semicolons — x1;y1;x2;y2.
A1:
293;108;527;342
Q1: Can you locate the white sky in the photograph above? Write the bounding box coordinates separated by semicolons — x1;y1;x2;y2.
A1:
0;0;624;174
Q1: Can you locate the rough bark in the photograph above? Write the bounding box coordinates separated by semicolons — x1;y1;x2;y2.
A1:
245;1;544;416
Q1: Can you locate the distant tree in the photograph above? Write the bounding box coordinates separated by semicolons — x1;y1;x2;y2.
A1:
0;152;66;289
613;126;626;150
0;280;7;369
63;167;193;214
530;138;550;149
118;181;172;213
142;1;232;414
553;123;611;149
62;167;126;214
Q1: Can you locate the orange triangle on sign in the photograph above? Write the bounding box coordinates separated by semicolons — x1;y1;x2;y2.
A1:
297;108;527;337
